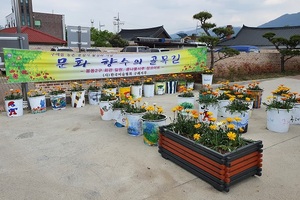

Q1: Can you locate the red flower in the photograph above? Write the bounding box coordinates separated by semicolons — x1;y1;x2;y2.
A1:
13;73;18;79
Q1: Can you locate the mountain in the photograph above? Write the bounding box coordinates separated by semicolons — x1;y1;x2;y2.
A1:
171;12;300;39
259;12;300;27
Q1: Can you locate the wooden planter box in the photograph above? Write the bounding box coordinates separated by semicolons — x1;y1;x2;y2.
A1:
158;126;263;192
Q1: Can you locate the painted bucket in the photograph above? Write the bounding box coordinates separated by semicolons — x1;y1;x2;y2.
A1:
50;93;67;110
143;84;155;97
228;110;250;133
291;103;300;125
218;99;231;117
88;90;101;105
131;85;142;99
186;82;194;90
247;90;263;109
166;81;177;94
28;95;47;114
99;100;114;121
4;99;23;117
155;82;166;95
71;91;85;108
112;109;126;127
202;74;213;85
267;108;292;133
119;87;131;100
125;112;145;136
142;115;167;146
198;103;218;122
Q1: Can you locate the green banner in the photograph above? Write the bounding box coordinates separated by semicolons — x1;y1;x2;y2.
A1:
3;47;207;83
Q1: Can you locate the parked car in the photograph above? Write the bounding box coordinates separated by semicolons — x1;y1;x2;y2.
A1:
81;47;101;52
150;48;170;52
120;46;150;53
50;46;73;52
216;45;260;53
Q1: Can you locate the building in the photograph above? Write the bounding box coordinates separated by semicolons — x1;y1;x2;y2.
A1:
5;0;65;40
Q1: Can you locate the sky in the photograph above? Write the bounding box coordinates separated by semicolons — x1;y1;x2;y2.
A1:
0;0;299;35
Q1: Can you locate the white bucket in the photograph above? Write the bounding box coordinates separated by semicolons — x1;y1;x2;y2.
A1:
71;91;85;108
143;84;155;97
28;95;47;114
99;100;114;121
198;103;218;122
218;100;230;117
267;108;292;133
202;74;213;85
291;103;300;125
88;91;101;105
131;85;142;99
5;99;23;117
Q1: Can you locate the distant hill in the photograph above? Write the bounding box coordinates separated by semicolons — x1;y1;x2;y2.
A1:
171;12;300;39
259;12;300;27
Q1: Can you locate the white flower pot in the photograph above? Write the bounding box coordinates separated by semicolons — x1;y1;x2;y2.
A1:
4;99;23;117
267;108;292;133
198;103;218;122
71;91;85;108
50;93;66;110
131;85;143;99
143;84;155;97
28;95;47;114
218;99;231;117
155;82;166;95
291;103;300;125
226;110;250;133
202;74;213;85
112;109;126;127
88;90;101;105
99;100;115;121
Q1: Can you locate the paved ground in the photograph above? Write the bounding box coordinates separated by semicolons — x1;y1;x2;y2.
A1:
0;76;300;200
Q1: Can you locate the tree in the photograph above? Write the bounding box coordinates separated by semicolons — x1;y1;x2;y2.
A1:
262;32;300;72
90;28;128;47
193;11;239;69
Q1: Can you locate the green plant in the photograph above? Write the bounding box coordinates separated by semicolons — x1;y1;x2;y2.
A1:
263;94;294;111
124;96;147;113
185;73;194;83
118;78;131;87
143;77;154;85
131;77;142;86
87;80;101;91
100;90;117;101
27;88;46;97
111;98;127;110
166;73;178;81
271;84;290;96
142;103;165;120
225;98;250;114
169;106;246;153
198;84;218;106
70;82;84;91
201;66;214;74
247;81;263;91
102;79;118;89
49;86;65;95
4;89;22;100
178;86;194;97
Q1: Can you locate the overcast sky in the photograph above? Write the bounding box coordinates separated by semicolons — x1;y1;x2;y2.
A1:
0;0;299;34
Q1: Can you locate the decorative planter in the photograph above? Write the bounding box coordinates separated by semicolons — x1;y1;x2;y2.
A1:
131;85;143;99
247;90;263;109
4;99;23;117
50;93;67;110
267;108;292;133
177;96;195;109
143;84;155;97
158;126;263;192
218;100;231;118
166;81;178;94
291;103;300;125
141;115;167;146
198;103;218;122
225;110;250;133
99;100;115;121
28;95;47;114
186;82;194;90
103;87;117;95
71;91;85;108
202;74;213;85
112;108;126;127
119;86;131;100
125;112;145;136
177;80;187;92
88;90;101;105
155;82;166;95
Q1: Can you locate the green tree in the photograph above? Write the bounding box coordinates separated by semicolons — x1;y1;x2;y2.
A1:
90;28;128;47
262;32;300;72
193;11;239;69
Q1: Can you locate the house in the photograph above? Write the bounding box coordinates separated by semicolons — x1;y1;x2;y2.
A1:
218;25;300;47
0;26;67;45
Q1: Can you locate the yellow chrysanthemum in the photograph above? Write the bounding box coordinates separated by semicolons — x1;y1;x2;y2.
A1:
172;107;177;112
227;132;236;141
194;123;201;129
227;124;235;129
245;97;251;101
239;127;244;132
234;117;241;122
209;117;217;122
226;117;233;123
209;124;217;130
193;133;201;140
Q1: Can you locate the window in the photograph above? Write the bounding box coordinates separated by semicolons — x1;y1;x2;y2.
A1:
34;20;41;27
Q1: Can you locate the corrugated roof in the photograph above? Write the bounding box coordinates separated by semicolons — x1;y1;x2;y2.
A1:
219;25;300;47
118;26;171;41
0;26;67;45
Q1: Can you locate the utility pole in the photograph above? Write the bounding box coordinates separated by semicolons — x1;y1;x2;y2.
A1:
99;21;105;31
91;19;94;28
113;13;124;33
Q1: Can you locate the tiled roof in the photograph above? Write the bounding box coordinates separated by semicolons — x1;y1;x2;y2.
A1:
218;25;300;47
0;26;67;45
118;26;171;41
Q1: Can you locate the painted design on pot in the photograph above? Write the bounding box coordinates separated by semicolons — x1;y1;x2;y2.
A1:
7;101;18;116
74;91;85;108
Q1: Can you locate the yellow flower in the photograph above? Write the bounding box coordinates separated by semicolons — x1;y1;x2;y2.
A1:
234;117;241;122
193;133;201;140
194;123;201;129
226;117;233;123
227;124;235;129
207;111;213;116
239;127;244;132
209;117;217;122
209;124;217;130
172;107;177;112
245;97;251;101
227;132;236;140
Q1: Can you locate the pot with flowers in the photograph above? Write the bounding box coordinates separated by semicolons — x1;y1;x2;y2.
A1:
154;75;166;95
124;97;147;136
197;86;219;122
27;88;47;114
87;80;101;105
131;77;143;99
143;77;155;97
185;73;195;90
4;89;23;117
289;92;300;125
111;97;127;127
166;73;178;94
118;78;131;100
102;78;118;94
158;106;263;192
271;84;290;102
247;81;263;109
177;86;195;108
176;73;187;92
70;82;85;108
201;66;214;85
224;98;251;133
49;86;67;110
99;90;117;121
216;81;235;118
141;103;167;146
263;86;295;133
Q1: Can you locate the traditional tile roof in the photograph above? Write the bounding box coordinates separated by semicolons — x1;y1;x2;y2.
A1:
118;26;171;41
218;25;300;47
0;26;67;45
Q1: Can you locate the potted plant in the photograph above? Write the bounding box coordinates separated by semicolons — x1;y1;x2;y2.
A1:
197;85;219;122
158;107;263;192
166;73;178;94
216;81;235;117
118;78;131;100
111;98;127;127
124;96;147;136
4;89;23;117
27;88;47;114
185;73;195;89
49;86;67;110
143;77;155;97
247;81;264;108
177;86;195;108
87;80;101;105
99;90;118;121
141;103;167;146
154;75;166;95
263;86;295;133
131;77;143;99
289;92;300;125
69;82;85;108
176;73;187;92
102;78;118;94
201;66;214;85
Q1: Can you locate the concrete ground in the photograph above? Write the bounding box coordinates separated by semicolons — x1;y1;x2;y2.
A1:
1;76;300;200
